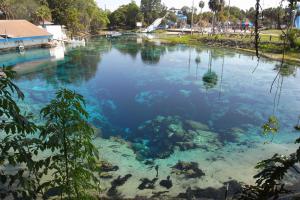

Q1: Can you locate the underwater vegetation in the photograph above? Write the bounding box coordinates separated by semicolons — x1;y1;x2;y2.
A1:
130;115;221;159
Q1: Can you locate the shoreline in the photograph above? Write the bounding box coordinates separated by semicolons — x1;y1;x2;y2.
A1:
152;34;300;65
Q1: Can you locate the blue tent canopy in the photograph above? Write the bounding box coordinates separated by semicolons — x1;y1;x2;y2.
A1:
241;21;253;28
296;16;300;29
296;3;300;29
177;14;187;21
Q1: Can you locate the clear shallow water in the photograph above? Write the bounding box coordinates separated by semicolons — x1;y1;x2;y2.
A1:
5;36;300;160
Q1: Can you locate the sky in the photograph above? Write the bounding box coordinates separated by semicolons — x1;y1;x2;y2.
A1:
96;0;285;12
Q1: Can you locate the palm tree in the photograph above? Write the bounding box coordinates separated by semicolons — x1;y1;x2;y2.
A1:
195;55;201;79
199;1;205;32
202;51;218;89
199;1;205;13
208;0;225;33
35;5;52;27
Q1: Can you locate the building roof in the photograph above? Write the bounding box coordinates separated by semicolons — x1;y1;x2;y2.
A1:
0;20;51;38
39;20;54;25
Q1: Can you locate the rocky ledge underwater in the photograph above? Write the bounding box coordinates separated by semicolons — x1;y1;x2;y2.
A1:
92;115;299;199
127;115;245;160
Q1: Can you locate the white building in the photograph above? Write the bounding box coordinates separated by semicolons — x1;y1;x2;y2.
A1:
42;25;68;41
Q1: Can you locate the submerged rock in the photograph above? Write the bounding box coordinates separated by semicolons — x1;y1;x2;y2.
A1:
99;172;113;179
159;176;173;189
192;129;222;152
97;160;119;172
171;161;205;179
138;178;158;190
151;191;169;198
185;120;210;131
97;160;119;179
132;116;219;159
107;174;132;197
177;180;243;199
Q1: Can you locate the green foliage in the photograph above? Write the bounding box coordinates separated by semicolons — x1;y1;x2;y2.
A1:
35;5;52;25
285;29;300;49
109;1;143;29
140;0;166;25
262;116;279;135
40;88;100;199
0;67;42;199
0;0;40;21
199;1;205;10
208;0;225;13
1;68;100;199
239;116;300;199
48;0;109;35
239;143;300;199
0;0;109;34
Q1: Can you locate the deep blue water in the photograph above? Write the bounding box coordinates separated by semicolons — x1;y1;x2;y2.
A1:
5;36;300;159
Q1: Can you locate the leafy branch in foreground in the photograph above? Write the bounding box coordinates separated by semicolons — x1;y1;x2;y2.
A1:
1;68;101;199
0;67;43;199
238;137;300;200
40;88;100;199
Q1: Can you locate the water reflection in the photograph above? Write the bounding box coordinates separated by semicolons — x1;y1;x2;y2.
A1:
140;44;166;65
274;63;298;77
1;36;299;150
202;51;218;89
12;39;111;86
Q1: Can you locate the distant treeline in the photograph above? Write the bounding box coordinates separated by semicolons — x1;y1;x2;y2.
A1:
0;0;296;34
108;0;294;30
0;0;109;35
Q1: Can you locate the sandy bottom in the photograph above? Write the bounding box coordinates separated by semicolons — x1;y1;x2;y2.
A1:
95;137;299;199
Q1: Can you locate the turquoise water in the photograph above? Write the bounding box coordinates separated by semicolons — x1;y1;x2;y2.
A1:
6;36;300;160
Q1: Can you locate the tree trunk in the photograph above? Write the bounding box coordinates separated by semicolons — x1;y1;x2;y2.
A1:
63;129;70;199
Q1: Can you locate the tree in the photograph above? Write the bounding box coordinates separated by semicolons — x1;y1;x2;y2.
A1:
199;1;205;13
40;89;100;199
208;0;225;33
0;0;14;19
140;0;165;25
35;5;52;26
47;0;109;35
126;1;143;28
90;7;110;33
0;0;41;21
181;6;191;16
109;8;126;27
199;1;205;31
109;1;143;29
0;68;102;199
64;7;84;37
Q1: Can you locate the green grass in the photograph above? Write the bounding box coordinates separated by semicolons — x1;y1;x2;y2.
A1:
260;29;284;36
158;33;300;63
160;35;199;44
